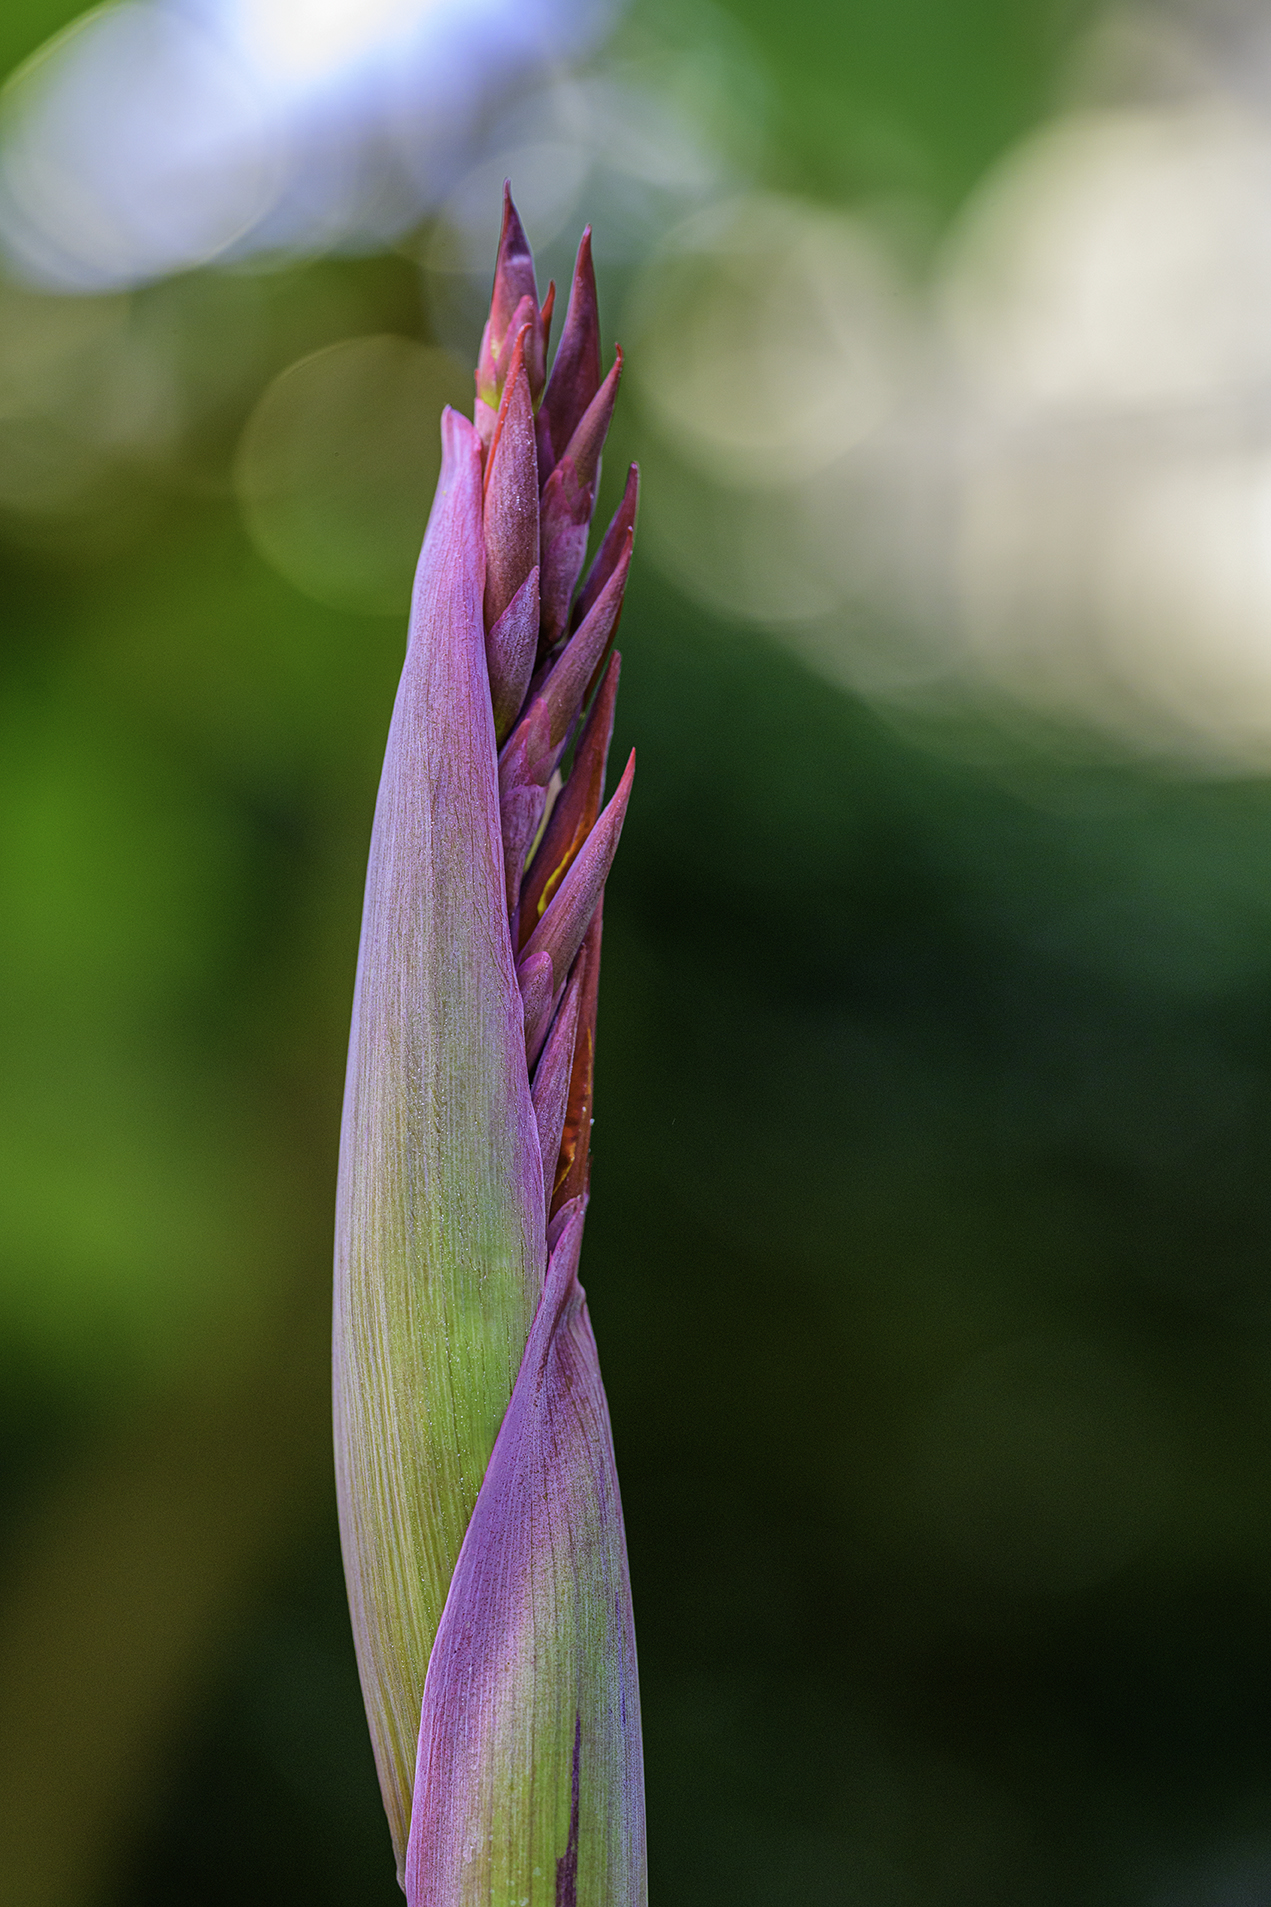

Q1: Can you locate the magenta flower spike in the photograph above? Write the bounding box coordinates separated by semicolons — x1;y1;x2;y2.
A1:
333;189;644;1905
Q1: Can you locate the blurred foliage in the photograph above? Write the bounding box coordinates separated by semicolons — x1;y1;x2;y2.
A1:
714;0;1104;209
0;0;80;78
4;2;1271;1906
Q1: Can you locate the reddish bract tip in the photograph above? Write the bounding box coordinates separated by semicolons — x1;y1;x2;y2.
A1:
538;229;602;484
519;750;634;1008
520;650;621;950
537;351;625;647
552;901;603;1214
538;536;631;747
560;346;622;498
529;953;587;1216
476;186;548;410
491;184;537;347
574;464;639;642
498;695;556;923
484;328;539;615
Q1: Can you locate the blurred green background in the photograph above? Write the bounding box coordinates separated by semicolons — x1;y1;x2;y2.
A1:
8;1;1271;1904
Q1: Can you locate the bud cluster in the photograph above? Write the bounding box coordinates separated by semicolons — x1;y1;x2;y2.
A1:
481;186;638;1226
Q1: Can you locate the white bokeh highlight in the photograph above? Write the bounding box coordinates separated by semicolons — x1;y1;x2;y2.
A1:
634;5;1271;769
0;0;615;289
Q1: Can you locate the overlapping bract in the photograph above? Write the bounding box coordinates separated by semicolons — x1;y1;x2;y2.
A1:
334;186;644;1906
407;1206;644;1907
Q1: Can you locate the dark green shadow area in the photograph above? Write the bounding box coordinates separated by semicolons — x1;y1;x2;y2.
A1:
709;0;1104;208
79;566;1271;1907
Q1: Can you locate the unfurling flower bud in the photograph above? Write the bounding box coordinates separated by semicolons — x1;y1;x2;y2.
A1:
334;188;644;1906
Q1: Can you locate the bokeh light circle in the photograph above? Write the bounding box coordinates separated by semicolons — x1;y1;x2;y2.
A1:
0;3;279;290
234;334;471;616
633;193;909;486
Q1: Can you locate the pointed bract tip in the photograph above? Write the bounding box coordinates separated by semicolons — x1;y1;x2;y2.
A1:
537;359;627;649
492;185;536;328
487;568;540;745
519;948;559;1067
561;349;623;494
477;187;548;410
537;537;631;749
530;955;587;1218
483;322;531;489
518;750;634;1008
539;229;603;482
519;649;621;948
552;901;604;1215
574;465;639;651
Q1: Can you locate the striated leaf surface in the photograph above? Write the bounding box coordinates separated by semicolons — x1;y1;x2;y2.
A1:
333;405;546;1879
406;1205;645;1907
